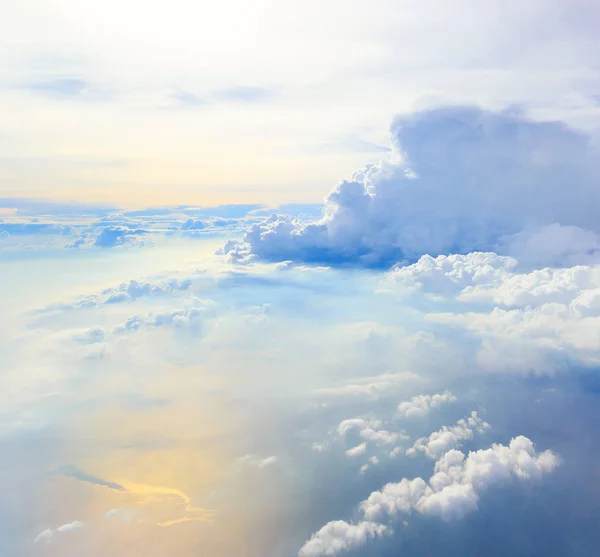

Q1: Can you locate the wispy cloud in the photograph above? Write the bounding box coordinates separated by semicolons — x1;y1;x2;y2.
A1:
214;85;275;103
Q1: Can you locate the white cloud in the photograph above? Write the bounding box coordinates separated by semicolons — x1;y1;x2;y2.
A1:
223;107;600;267
56;520;84;533
381;251;600;371
314;371;425;400
298;520;390;557
338;417;403;449
346;443;367;457
407;411;490;459
42;277;192;310
33;529;54;545
385;252;516;296
239;455;279;469
301;435;559;556
363;436;559;522
34;521;84;544
396;391;457;419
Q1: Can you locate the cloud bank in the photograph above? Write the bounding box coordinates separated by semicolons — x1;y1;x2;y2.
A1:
222;106;600;268
300;434;559;557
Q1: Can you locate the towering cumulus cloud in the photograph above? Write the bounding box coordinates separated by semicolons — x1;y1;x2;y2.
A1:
223;107;600;267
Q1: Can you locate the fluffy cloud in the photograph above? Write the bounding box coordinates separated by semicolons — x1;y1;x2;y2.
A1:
407;411;490;459
396;391;457;419
301;436;559;556
92;225;147;247
42;277;192;310
338;417;403;449
345;443;367;457
385;252;516;296
386;251;600;369
298;520;390;557
223;107;600;268
363;436;559;522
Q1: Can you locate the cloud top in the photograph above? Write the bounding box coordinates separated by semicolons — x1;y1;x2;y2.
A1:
223;106;600;268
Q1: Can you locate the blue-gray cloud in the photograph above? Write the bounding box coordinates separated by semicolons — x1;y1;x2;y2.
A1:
214;86;275;103
23;77;110;101
221;106;600;268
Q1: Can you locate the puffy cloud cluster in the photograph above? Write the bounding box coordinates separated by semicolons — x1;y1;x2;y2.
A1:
92;225;147;247
396;391;457;419
387;251;600;370
298;520;390;557
299;435;559;556
407;411;490;459
337;416;406;463
222;106;600;268
386;251;517;296
65;225;148;248
338;417;400;447
43;277;192;310
363;436;559;523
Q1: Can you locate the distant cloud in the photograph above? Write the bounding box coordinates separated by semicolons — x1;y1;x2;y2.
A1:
345;443;367;457
24;77;109;101
93;226;147;248
239;455;279;468
54;465;126;491
300;137;392;155
34;521;83;544
407;411;490;459
396;391;457;419
170;89;206;108
298;520;390;557
338;417;402;448
214;86;275;103
27;77;88;98
40;277;192;311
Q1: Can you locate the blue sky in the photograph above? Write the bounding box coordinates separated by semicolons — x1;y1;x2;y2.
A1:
2;2;600;557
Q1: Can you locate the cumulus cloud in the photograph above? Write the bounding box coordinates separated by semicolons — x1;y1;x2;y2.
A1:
298;520;390;557
42;277;192;310
346;443;367;457
338;417;403;449
385;252;516;297
92;225;147;247
386;251;600;370
363;436;559;522
396;391;457;419
301;436;559;556
181;218;206;233
407;411;490;459
222;106;600;268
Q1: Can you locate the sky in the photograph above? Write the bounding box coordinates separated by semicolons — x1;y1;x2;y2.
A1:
2;0;600;205
2;2;600;557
